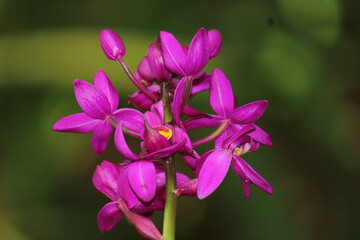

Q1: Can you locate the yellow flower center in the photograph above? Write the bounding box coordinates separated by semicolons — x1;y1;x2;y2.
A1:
158;127;173;140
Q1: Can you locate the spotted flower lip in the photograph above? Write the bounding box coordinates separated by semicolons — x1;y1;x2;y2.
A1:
52;70;144;155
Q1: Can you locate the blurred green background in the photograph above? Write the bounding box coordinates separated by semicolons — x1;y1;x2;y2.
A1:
0;0;359;239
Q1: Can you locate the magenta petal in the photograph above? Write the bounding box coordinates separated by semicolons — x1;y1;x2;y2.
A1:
186;28;211;76
114;124;138;160
128;161;156;202
144;139;186;160
184;116;223;130
53;113;101;133
112;108;144;133
209;68;234;117
248;124;274;146
181;152;199;171
175;179;198;197
183;105;208;118
191;73;211;96
171;125;192;153
122;209;162;240
94;69;119;112
147;36;172;82
143;119;170;154
99;29;126;60
232;155;273;197
128;85;160;110
137;57;155;81
172;77;187;125
91;121;113;155
132;197;165;216
230;100;268;124
156;171;191;187
93;160;122;201
74;79;111;119
97;202;123;233
118;167;138;208
208;29;223;59
197;149;232;199
150;100;164;124
160;31;187;76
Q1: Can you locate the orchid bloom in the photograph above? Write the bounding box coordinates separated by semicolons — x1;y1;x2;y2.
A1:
53;70;143;154
196;125;273;199
93;161;163;240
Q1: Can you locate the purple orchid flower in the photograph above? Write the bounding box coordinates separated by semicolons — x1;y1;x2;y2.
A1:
160;28;210;77
183;68;272;146
93;161;163;240
53;70;143;154
196;125;273;199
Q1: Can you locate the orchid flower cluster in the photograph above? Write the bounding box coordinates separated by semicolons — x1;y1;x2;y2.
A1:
53;27;273;240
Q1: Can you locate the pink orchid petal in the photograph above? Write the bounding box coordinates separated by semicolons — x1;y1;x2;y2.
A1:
195;150;215;178
181;151;200;171
144;139;186;160
112;108;144;133
208;29;223;59
175;179;198;197
172;76;187;125
74;79;111;119
91;121;114;155
150;100;164;124
156;171;191;187
93;161;122;201
230;100;268;124
248;124;274;146
132;197;165;216
186;28;211;76
97;202;123;233
114;124;139;160
137;57;156;81
128;161;156;202
191;73;211;96
160;31;187;76
147;36;172;82
128;85;160;110
197;149;233;199
52;113;101;133
117;167;138;208
232;155;273;198
94;69;119;112
171;125;192;153
184;116;223;130
143;119;170;154
183;105;207;117
122;209;162;240
209;68;234;117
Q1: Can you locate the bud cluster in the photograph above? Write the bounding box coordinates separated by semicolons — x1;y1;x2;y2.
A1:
53;27;273;240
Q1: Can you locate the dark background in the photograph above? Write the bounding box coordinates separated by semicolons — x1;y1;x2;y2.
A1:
0;0;359;239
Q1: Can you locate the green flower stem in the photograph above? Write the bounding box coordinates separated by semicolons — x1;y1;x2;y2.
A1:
192;120;230;147
161;82;173;124
162;155;177;240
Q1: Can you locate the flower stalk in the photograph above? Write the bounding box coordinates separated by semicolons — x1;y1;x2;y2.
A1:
118;58;158;101
162;155;177;240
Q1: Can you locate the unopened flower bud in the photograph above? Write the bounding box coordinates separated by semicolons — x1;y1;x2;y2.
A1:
147;37;172;82
99;29;126;60
208;29;223;59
